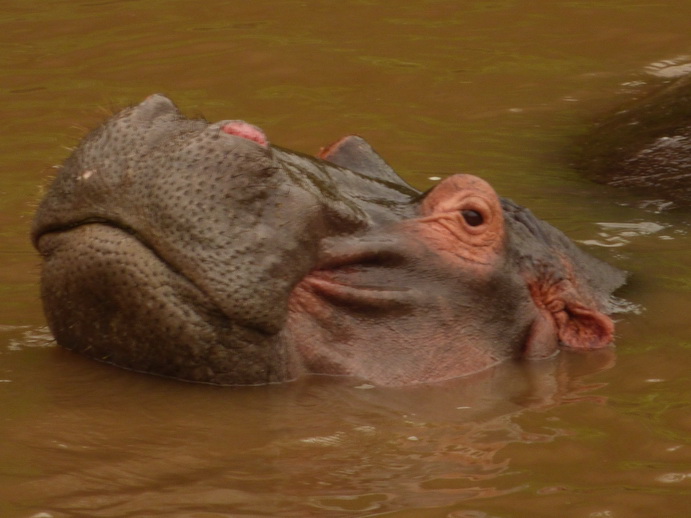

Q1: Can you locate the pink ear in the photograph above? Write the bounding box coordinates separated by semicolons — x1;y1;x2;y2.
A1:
553;300;615;350
528;279;615;353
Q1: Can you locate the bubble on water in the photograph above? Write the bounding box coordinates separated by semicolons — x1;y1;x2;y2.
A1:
7;326;55;351
589;511;614;518
0;325;30;333
447;511;495;518
656;472;689;483
621;80;647;88
638;199;677;213
537;485;569;495
645;55;691;78
300;431;346;447
608;295;643;315
580;221;668;247
598;221;666;235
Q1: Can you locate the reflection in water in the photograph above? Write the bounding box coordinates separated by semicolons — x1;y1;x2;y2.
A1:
645;55;691;78
3;0;691;516
1;344;615;517
6;326;55;352
580;220;669;248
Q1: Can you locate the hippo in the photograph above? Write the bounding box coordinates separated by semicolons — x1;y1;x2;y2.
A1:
31;94;626;386
575;73;691;208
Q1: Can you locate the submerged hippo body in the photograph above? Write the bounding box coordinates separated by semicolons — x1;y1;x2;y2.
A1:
576;74;691;208
32;95;626;386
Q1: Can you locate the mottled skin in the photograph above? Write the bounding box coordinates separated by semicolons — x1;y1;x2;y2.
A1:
576;74;691;208
32;95;626;386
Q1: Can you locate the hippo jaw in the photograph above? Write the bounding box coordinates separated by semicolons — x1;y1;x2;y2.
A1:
35;224;300;384
32;95;626;386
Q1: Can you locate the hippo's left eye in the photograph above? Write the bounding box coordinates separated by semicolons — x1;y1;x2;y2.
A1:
461;209;484;227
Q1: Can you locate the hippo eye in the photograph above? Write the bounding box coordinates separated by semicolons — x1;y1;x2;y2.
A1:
461;209;484;227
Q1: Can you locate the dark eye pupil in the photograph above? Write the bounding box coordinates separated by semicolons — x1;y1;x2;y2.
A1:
461;209;484;227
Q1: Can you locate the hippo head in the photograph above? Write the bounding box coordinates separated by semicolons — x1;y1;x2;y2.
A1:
32;95;626;386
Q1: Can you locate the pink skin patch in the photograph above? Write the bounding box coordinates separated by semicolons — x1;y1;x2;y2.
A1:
317;135;350;160
221;121;269;147
410;174;505;268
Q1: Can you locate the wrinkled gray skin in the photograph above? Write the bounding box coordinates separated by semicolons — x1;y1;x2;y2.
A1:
576;74;691;208
32;95;626;386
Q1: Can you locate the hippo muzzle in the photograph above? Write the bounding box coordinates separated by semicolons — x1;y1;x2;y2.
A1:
32;95;626;386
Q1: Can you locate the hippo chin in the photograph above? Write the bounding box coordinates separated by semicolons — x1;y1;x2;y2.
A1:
32;94;626;386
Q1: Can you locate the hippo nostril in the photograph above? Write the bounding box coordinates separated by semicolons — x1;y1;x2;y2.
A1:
461;209;484;227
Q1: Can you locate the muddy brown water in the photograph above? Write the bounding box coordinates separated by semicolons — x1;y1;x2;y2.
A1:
2;1;691;517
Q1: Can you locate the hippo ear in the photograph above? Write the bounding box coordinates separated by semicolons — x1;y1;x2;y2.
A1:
504;198;624;358
525;278;615;358
318;135;406;184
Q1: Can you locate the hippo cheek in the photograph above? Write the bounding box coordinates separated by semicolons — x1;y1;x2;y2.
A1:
285;260;515;386
36;225;298;385
282;174;538;386
284;242;544;385
284;173;606;385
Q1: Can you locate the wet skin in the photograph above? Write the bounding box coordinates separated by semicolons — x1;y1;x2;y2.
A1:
576;74;691;208
32;95;626;386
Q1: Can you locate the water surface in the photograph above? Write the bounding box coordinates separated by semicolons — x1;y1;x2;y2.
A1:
2;1;691;516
